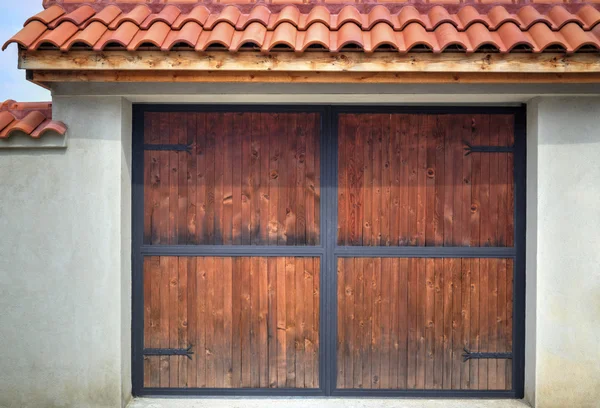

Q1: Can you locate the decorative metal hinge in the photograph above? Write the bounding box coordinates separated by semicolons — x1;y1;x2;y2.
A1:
462;347;512;362
143;345;194;360
463;141;514;156
143;143;193;154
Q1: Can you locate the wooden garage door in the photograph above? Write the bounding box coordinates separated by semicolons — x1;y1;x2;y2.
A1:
335;113;518;392
133;107;524;397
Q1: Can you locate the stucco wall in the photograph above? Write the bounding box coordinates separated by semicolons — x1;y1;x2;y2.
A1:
0;96;132;408
525;97;600;408
0;91;599;408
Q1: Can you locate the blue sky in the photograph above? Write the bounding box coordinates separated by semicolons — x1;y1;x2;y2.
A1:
0;1;51;102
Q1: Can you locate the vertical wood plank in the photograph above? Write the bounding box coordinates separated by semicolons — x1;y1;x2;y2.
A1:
241;114;252;245
442;258;454;389
259;257;269;387
223;257;233;387
488;258;499;389
307;113;318;245
276;256;287;387
268;113;280;245
353;257;364;388
196;257;207;387
295;257;305;388
187;257;197;387
425;116;437;246
344;257;355;388
250;114;261;245
177;257;188;387
433;258;444;389
146;257;160;387
277;115;289;245
390;115;401;246
451;256;462;389
267;257;278;388
407;257;418;388
469;258;480;389
222;113;233;245
407;115;420;245
168;257;179;387
425;258;435;389
506;259;514;390
372;115;382;246
305;256;315;388
363;116;373;247
286;116;298;246
415;258;427;389
416;116;428;246
313;114;321;246
259;114;270;246
313;257;320;386
397;257;408;389
232;113;243;246
361;258;373;388
497;258;507;390
240;256;251;386
398;115;410;246
433;116;445;247
460;258;472;389
204;113;217;245
478;258;489;389
213;114;225;245
371;258;382;388
231;257;242;388
214;257;225;387
296;115;307;246
337;258;345;388
285;257;297;387
250;257;261;387
381;115;392;246
379;258;391;388
158;113;170;246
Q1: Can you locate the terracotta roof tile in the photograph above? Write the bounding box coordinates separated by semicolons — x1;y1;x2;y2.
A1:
5;1;600;54
0;101;67;139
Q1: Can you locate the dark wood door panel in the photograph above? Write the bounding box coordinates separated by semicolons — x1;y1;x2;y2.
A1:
143;112;321;246
143;256;320;389
336;257;513;391
337;113;514;247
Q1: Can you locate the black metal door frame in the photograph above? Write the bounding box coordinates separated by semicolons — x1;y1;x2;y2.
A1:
131;104;526;398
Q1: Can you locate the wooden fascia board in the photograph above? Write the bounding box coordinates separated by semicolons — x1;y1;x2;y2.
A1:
20;50;600;74
29;70;600;84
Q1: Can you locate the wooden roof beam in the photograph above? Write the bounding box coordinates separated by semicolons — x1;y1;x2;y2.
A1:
20;50;600;74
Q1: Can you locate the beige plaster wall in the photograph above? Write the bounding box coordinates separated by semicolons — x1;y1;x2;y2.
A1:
0;96;132;408
526;96;600;408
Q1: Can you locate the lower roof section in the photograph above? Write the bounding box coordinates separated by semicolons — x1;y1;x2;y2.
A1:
0;100;66;139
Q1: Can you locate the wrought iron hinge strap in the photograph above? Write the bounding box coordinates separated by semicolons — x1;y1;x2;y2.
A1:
143;345;194;360
462;347;512;362
463;141;514;156
143;143;193;154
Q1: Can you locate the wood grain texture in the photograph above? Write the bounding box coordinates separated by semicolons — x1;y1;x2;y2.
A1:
337;113;514;247
143;112;321;246
143;256;320;389
22;51;600;74
336;257;513;390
